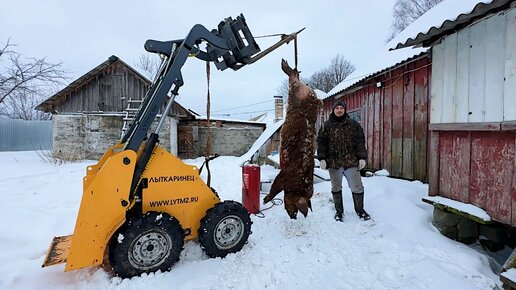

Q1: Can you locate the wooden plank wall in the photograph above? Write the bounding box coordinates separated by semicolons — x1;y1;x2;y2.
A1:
438;131;471;202
391;66;404;177
427;7;516;226
433;130;516;225
321;56;431;181
56;62;149;113
383;71;393;174
414;58;430;181
513;131;516;226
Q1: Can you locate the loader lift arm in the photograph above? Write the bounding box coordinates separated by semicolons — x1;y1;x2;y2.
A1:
121;14;302;196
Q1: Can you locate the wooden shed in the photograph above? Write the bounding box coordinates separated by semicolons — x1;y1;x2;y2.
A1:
36;55;191;117
36;56;193;159
324;33;431;181
36;56;264;160
392;0;516;226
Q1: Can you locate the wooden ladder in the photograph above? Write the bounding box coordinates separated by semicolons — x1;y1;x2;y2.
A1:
121;98;165;138
121;98;142;138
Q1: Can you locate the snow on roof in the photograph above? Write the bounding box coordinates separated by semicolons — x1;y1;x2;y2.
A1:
250;112;275;126
391;0;512;49
196;116;266;125
330;0;516;99
238;119;284;166
327;47;428;98
327;13;434;97
327;0;503;98
313;89;328;100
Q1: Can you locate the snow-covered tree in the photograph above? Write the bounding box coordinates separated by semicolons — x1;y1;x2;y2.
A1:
307;54;354;93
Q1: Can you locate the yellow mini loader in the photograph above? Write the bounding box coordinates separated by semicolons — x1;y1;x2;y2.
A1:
41;15;302;279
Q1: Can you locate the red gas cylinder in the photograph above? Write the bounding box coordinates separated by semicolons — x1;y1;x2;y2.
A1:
242;164;260;214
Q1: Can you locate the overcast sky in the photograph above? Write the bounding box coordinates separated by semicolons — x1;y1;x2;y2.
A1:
1;0;397;120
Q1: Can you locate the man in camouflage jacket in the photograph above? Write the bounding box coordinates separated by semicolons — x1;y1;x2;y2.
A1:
317;100;370;222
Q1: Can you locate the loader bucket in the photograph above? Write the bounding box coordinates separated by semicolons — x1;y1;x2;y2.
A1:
42;235;72;267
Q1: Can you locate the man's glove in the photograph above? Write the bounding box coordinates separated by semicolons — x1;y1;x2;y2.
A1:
319;160;327;170
358;159;366;170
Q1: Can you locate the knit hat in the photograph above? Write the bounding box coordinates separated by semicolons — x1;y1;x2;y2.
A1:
333;100;347;110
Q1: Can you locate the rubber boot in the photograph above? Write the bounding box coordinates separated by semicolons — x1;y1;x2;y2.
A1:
352;192;371;221
332;190;344;222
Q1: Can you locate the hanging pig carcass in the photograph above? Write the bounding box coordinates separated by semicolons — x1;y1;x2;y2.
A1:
263;59;321;219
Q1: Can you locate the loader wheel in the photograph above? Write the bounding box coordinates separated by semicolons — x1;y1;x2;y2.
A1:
109;212;184;278
198;201;252;258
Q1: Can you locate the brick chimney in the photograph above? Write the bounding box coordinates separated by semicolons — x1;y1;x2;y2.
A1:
274;95;284;122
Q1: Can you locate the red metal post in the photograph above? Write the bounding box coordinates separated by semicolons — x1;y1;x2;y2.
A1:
242;164;260;214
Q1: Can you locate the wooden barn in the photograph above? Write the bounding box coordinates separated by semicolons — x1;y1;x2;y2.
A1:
323;27;431;181
392;0;516;227
36;55;163;114
36;56;265;160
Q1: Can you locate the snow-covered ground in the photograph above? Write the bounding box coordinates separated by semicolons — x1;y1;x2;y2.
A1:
0;151;503;289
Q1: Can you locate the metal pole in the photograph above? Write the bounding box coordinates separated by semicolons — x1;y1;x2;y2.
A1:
155;93;177;134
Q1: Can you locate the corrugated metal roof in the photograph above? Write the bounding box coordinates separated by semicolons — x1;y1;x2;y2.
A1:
392;0;514;49
313;89;328;99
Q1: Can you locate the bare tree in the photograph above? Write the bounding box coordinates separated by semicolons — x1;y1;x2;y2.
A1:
0;89;50;120
276;79;290;102
0;39;68;119
276;54;354;99
307;54;355;93
307;70;333;94
134;53;162;80
387;0;443;41
276;76;310;103
0;39;67;104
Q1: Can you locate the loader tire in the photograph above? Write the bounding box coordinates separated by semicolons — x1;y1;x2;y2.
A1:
109;212;184;279
198;201;252;258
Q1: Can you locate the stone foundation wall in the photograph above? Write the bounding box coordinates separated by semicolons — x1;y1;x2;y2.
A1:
52;114;174;160
52;114;261;160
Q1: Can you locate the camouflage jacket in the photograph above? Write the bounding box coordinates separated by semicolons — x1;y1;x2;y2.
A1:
317;113;367;169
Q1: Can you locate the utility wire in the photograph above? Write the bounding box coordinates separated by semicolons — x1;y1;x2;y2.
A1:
212;109;275;116
210;99;273;113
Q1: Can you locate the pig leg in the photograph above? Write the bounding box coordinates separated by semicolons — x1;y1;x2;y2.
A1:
284;190;299;219
263;170;285;204
295;197;309;217
281;59;298;79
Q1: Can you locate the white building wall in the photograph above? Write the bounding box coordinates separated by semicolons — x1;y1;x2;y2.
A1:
505;7;516;121
430;7;516;123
